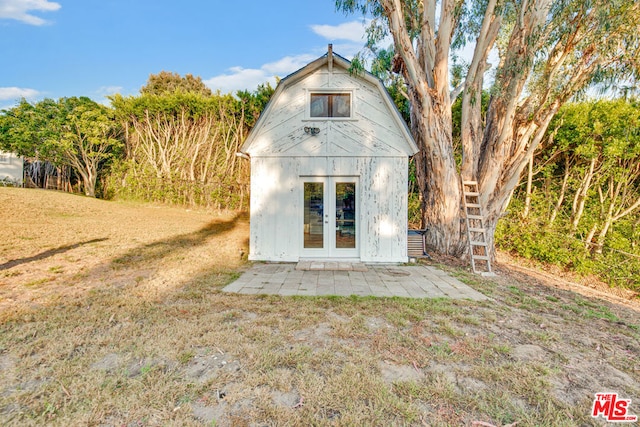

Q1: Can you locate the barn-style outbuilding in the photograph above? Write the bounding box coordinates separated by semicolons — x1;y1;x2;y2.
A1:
240;46;418;263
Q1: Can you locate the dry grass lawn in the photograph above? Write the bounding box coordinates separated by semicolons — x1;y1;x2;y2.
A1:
0;187;638;426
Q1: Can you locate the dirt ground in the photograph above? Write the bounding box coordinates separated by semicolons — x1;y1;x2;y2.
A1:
0;187;638;426
0;187;249;314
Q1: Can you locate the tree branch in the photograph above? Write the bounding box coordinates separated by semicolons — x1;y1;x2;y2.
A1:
382;0;429;96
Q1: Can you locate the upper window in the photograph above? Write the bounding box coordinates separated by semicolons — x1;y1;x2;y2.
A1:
310;93;351;118
0;153;8;164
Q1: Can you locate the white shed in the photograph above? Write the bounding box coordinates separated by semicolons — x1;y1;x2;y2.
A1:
0;151;23;186
240;46;418;263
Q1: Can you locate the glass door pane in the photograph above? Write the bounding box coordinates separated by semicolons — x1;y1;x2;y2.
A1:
335;182;356;249
303;182;324;248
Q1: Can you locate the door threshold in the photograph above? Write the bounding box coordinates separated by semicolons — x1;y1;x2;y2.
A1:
295;260;368;272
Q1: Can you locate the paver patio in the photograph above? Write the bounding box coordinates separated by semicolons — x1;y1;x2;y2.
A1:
223;263;488;300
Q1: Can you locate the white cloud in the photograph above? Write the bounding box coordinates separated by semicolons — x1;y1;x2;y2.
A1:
204;20;372;94
95;86;123;96
0;0;61;25
262;54;317;75
204;67;270;94
204;53;318;94
93;86;124;106
0;86;40;101
310;21;368;43
311;20;393;59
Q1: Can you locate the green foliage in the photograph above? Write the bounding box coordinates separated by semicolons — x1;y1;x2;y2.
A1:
107;88;259;209
496;204;592;270
236;82;275;127
1;98;56;157
140;71;213;96
355;46;411;124
1;71;273;209
407;191;421;229
0;97;122;197
107;160;248;209
499;98;640;293
499;206;640;291
110;91;226;121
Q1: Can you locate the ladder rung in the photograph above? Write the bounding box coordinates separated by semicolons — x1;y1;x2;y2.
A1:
462;177;493;276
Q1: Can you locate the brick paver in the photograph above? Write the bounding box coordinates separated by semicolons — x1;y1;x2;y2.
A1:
224;263;488;301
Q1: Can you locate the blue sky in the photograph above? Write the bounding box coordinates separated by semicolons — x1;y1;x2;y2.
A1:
0;0;375;109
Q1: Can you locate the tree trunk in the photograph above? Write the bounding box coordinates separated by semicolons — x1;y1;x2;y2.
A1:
81;163;97;197
549;155;571;225
411;93;463;256
76;167;96;197
460;0;500;180
571;157;596;231
478;106;558;255
522;156;534;219
595;218;613;254
585;222;598;250
335;0;640;268
415;146;463;255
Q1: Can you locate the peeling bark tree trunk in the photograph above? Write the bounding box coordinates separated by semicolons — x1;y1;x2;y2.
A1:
380;0;465;256
412;99;463;254
338;0;640;263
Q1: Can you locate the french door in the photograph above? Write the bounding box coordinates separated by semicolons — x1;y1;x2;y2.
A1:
302;177;358;258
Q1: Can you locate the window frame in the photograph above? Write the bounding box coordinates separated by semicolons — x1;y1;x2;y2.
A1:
305;89;355;121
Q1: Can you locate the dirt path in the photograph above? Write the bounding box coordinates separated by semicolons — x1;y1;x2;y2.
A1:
497;252;640;310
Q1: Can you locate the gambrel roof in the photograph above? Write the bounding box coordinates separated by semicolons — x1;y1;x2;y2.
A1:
241;47;418;158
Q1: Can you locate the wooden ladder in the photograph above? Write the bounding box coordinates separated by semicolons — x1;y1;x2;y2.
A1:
461;180;494;276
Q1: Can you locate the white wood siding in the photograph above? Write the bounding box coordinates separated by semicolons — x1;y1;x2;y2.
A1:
244;54;415;263
249;156;408;263
248;67;409;158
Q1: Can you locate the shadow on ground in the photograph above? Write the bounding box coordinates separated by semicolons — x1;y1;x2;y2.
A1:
0;238;109;271
109;212;248;268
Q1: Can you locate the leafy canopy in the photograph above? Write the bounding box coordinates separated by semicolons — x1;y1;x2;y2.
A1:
140;71;213;96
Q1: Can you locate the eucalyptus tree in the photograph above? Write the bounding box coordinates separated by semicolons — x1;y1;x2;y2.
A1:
338;0;640;257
